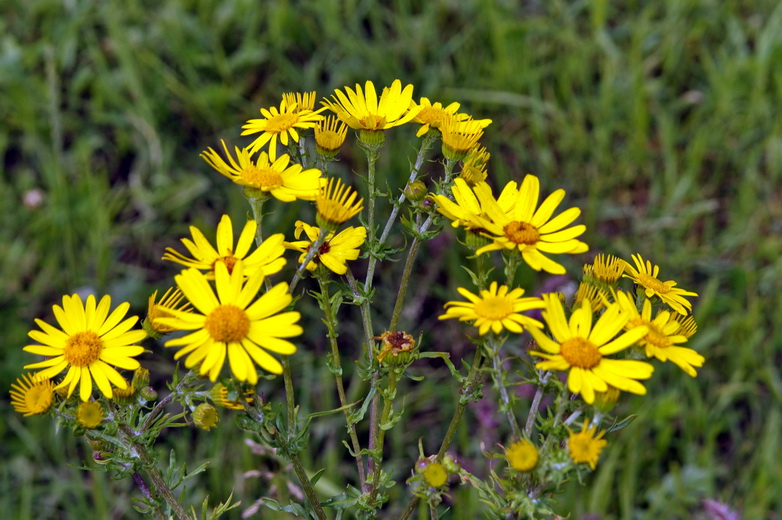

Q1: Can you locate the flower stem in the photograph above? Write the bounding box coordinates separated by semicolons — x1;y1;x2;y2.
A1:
289;228;328;293
282;356;296;434
368;370;400;506
489;338;523;440
270;429;329;520
316;275;366;486
247;195;267;246
524;370;550;437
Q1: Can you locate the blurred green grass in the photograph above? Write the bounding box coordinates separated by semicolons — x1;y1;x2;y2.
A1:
1;0;781;518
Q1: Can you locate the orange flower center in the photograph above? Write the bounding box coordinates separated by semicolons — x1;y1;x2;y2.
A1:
360;115;386;130
242;165;283;189
474;295;513;320
264;113;298;133
213;255;239;274
503;221;541;245
205;305;250;343
560;337;602;369
64;331;104;367
637;273;670;294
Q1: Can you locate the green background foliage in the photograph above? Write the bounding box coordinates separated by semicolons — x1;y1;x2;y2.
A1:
1;0;780;518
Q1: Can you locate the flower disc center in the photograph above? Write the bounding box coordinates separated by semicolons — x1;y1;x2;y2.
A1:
637;273;671;294
474;295;513;320
63;331;104;366
265;113;298;133
503;221;541;245
560;337;602;369
243;165;283;189
205;305;250;343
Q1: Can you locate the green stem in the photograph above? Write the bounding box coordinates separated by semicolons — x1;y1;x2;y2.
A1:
524;370;550;437
362;142;380;236
316;276;366;486
282;356;296;434
368;371;399;505
488;337;522;440
364;134;436;289
246;194;268;246
119;424;191;520
270;429;329;520
399;350;485;520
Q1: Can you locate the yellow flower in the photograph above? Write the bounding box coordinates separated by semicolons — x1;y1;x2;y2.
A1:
77;401;104;429
506;439;539;472
459;146;490;185
23;294;146;402
583;254;624;285
674;314;698;338
282;91;317;112
573;283;608;313
144;287;193;337
439;281;544;335
441;117;485;161
241;98;323;157
422;462;448;487
568;420;607;470
10;373;55;416
201;143;323;202
193;403;219;431
528;294;653;404
316;177;364;230
162;214;286;279
315;115;348;154
286;220;367;275
622;254;698;315
473;174;589;275
210;382;254;410
617;292;704;377
432;178;518;232
156;262;302;383
409;97;489;138
322;79;418;132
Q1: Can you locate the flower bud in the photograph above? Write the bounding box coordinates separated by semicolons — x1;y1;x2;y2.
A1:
193;403;219;431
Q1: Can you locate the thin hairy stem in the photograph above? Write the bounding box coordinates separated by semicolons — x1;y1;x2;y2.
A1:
489;341;523;440
524;370;551;437
289;228;328;293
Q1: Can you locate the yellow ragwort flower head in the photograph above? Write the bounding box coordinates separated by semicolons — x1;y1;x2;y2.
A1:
568;419;607;470
201;142;324;202
573;283;609;313
282;91;317;112
616;291;704;377
315;115;349;155
583;253;624;286
77;401;104;429
322;80;418;143
23;294;146;402
285;220;367;275
528;294;654;404
506;439;539;472
241;98;323;157
156;262;302;383
316;177;364;230
162;214;286;279
622;253;698;315
210;382;254;410
674;314;698;339
473;174;589;275
440;117;485;161
410;97;490;138
432;178;518;232
144;287;193;337
10;373;55;416
439;281;545;336
460;146;490;185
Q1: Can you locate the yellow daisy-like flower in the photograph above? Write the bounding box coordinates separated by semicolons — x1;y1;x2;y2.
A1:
282;91;317;112
241;98;323;156
411;97;492;138
23;294;146;402
432;178;518;232
441;117;485;161
143;287;193;337
162;214;286;279
156;262;302;383
285;220;367;275
622;254;698;315
568;420;607;470
528;294;653;404
316;177;364;230
506;439;539;472
201;143;323;202
473;174;589;275
460;146;490;185
583;254;624;285
439;281;544;335
10;373;55;416
617;292;704;377
322;79;418;132
192;403;219;431
674;314;698;338
315;115;348;154
210;382;254;410
77;401;104;429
